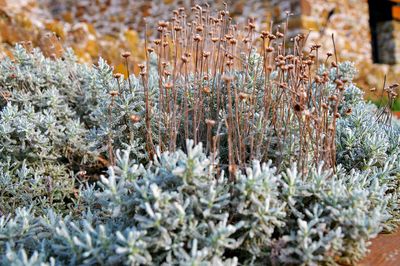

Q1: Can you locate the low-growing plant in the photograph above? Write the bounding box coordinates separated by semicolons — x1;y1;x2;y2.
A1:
0;3;399;266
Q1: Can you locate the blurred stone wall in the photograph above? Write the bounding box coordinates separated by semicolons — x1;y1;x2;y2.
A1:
271;0;400;99
0;0;398;97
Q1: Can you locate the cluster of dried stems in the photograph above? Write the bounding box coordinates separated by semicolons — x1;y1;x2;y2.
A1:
374;75;399;125
113;5;352;178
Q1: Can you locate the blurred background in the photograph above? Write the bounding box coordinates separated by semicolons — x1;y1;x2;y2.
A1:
0;0;399;109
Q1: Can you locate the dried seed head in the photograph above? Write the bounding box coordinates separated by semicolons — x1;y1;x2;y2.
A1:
222;75;234;82
335;79;344;86
261;31;269;39
203;51;210;58
322;102;328;109
158;21;168;27
154;39;161;45
211;37;219;43
370;87;376;92
164;82;173;89
138;64;145;70
114;73;123;79
334;113;340;118
181;56;188;63
238;92;250;101
225;34;233;41
205;119;216;126
109;90;119;97
194;34;202;42
345;108;352;115
331;61;337;68
147;47;155;53
202;87;211;94
328;95;338;101
196;26;204;32
130;114;141;123
122;51;131;58
266;47;274;53
326;52;333;57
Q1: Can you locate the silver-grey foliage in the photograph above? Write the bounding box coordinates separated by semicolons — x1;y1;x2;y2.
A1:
0;46;399;265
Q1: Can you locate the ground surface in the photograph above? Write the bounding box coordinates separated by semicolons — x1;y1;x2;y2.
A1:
359;229;400;266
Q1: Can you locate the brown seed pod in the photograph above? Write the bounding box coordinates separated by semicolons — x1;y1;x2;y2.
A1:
205;119;216;126
193;34;202;42
114;73;123;79
202;87;211;94
109;90;119;97
164;82;173;89
130;114;141;123
158;21;168;27
122;52;131;58
345;108;352;115
238;92;250;101
222;75;234;82
266;47;274;53
181;56;188;63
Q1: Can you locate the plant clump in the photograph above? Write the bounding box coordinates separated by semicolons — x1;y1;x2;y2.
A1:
0;4;399;266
